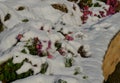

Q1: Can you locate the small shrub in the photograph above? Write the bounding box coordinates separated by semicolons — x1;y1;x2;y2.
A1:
51;4;68;13
17;6;25;11
77;45;87;58
40;62;49;74
22;19;29;22
74;67;80;75
0;58;34;83
4;13;11;21
65;58;73;67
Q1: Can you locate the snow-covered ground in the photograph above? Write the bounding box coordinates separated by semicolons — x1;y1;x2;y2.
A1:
0;0;120;83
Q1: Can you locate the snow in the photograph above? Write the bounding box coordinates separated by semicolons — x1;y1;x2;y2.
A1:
0;0;120;83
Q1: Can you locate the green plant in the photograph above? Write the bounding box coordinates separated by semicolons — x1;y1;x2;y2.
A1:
74;67;80;75
55;41;62;50
65;58;73;67
83;75;88;79
22;19;29;22
78;0;93;8
4;13;11;21
21;49;27;54
51;4;68;13
17;6;25;11
40;62;48;74
94;2;101;7
0;58;34;83
0;19;4;32
0;58;33;83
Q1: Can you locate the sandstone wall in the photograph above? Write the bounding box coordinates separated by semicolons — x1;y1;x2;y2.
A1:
102;30;120;82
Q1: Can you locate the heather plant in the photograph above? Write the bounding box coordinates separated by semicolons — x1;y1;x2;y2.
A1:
21;37;50;57
106;0;120;15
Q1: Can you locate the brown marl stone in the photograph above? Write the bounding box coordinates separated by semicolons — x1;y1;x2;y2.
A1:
102;30;120;82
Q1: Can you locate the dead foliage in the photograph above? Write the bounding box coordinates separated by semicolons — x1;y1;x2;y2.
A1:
51;3;68;13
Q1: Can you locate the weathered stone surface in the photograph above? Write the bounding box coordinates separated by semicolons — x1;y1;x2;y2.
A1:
102;31;120;82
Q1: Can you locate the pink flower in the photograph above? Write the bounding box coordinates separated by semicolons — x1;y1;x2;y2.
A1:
106;0;118;15
107;6;115;15
37;50;42;56
16;34;23;41
107;0;117;6
36;44;42;49
99;11;106;17
94;14;97;16
58;48;66;56
83;6;89;11
47;40;51;49
47;52;53;59
65;35;74;41
81;5;92;24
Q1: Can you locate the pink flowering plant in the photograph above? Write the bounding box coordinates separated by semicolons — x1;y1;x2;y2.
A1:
78;0;120;24
21;37;53;58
